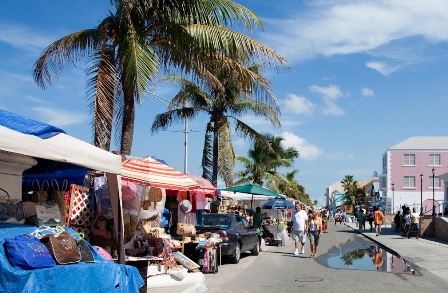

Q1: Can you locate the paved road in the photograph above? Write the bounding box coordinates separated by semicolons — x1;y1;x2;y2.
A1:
148;221;448;292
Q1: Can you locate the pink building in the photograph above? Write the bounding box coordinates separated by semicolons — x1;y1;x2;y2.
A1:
380;136;448;215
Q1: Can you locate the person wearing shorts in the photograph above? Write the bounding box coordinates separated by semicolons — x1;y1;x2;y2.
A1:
291;203;308;255
307;209;322;258
373;207;384;236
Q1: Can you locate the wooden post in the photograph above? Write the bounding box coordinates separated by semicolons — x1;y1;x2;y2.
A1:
182;213;186;254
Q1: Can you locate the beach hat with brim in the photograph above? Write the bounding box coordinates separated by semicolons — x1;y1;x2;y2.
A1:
179;199;192;213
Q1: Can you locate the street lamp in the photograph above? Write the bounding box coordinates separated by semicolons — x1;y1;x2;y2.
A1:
392;183;395;214
432;167;435;218
420;174;424;216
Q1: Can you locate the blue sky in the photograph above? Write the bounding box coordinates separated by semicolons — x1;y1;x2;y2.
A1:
2;0;448;206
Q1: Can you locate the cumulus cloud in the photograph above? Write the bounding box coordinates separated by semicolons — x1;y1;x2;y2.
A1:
30;106;88;127
309;84;345;116
361;87;375;97
260;0;448;71
279;132;322;160
280;94;316;116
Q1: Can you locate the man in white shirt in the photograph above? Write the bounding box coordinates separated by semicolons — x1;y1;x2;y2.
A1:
291;203;308;255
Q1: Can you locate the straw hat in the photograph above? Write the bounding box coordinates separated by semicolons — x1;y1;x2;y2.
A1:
179;199;192;213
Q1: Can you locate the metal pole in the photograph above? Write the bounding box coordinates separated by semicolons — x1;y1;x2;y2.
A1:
420;174;423;216
184;117;188;174
392;183;395;214
432;168;435;218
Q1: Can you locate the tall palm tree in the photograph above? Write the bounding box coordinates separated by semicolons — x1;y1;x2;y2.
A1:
341;175;359;213
151;61;280;186
235;133;299;186
32;0;288;155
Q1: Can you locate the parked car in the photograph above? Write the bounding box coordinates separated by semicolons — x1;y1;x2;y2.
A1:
195;213;260;264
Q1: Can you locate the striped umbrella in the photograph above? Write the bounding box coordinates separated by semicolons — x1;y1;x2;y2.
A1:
121;158;199;191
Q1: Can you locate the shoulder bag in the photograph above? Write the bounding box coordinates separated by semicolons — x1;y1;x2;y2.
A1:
41;231;82;264
4;234;56;270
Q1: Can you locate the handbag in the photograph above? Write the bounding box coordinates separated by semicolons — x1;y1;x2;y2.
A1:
32;179;49;204
41;231;82;264
51;179;68;214
0;187;25;224
176;222;196;236
76;233;95;263
4;234;56;270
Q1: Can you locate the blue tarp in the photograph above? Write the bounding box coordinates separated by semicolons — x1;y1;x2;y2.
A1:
0;224;144;293
0;109;65;138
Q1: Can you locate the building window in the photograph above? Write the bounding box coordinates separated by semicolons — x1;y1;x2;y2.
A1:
429;154;440;166
403;154;415;165
429;176;441;188
404;176;415;188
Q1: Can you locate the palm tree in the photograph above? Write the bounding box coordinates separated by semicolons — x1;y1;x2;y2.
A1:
151;61;280;186
341;175;359;213
32;0;288;155
235;133;299;186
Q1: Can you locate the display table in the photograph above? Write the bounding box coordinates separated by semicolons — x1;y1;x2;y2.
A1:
0;224;144;293
266;225;288;245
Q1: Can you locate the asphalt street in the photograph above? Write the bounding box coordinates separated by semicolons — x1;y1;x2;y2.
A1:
148;220;448;292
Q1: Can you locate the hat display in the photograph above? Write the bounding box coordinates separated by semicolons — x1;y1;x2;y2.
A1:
179;199;192;213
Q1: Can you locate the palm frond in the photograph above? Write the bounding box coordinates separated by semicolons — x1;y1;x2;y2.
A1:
33;29;102;89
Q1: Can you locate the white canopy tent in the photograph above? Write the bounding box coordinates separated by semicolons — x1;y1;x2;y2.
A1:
0;125;125;263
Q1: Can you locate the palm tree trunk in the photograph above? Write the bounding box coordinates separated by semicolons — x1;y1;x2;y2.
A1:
120;90;135;156
212;126;219;187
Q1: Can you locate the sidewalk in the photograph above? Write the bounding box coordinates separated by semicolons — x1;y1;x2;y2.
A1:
346;222;448;282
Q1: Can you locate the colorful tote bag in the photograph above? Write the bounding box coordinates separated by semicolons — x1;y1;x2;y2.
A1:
4;234;56;270
41;231;82;264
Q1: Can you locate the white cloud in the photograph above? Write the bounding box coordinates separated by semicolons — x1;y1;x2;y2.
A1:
361;87;375;97
365;61;402;76
261;0;448;71
280;94;316;116
309;84;345;116
279;132;322;160
30;107;88;127
0;23;55;52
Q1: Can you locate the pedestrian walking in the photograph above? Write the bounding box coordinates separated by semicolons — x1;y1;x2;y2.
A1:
373;207;384;236
393;211;401;232
321;209;329;233
306;209;322;258
357;208;366;230
403;208;411;237
408;207;420;239
366;207;374;231
291;203;308;255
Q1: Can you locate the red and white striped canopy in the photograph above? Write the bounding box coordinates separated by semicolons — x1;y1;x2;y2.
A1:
186;173;217;197
121;158;199;191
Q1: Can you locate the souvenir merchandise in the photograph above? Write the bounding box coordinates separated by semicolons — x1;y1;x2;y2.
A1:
66;184;92;236
0;187;25;224
32;179;49;204
35;203;63;226
51;179;68;214
76;233;95;262
4;234;56;270
172;251;200;271
41;231;82;265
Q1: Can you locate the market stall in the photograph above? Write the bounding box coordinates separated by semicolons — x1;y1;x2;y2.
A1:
0;109;143;292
